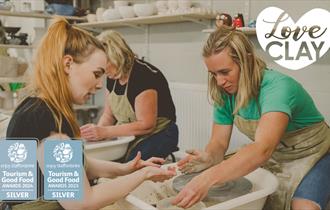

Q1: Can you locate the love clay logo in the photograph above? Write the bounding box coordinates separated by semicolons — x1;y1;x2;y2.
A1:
256;7;330;70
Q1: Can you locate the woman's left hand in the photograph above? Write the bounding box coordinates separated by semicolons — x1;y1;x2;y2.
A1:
172;173;213;209
80;123;106;141
126;151;166;173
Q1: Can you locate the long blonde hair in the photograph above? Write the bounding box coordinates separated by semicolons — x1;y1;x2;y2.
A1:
203;26;266;114
31;17;105;137
97;30;135;78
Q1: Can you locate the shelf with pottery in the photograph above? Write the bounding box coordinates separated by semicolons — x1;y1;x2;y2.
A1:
76;12;216;29
0;76;27;83
0;10;86;21
0;44;34;49
0;55;30;84
202;27;256;35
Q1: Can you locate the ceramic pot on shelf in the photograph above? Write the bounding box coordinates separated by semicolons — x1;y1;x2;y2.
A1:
156;0;168;15
96;7;105;21
87;14;97;22
102;8;121;20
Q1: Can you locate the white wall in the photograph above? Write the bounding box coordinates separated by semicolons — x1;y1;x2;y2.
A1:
95;0;330;121
94;0;330;151
5;0;328;150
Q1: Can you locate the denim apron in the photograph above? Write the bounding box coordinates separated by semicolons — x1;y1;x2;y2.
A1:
108;80;171;161
234;115;330;210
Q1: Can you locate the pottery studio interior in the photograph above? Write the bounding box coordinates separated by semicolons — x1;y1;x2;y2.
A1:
0;0;329;210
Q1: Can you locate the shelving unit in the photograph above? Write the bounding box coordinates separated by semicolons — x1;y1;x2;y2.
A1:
0;10;86;21
0;10;100;116
0;44;34;49
77;12;216;29
0;76;27;83
76;12;216;64
202;27;256;35
0;44;33;84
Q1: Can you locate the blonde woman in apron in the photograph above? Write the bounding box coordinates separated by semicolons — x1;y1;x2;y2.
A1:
4;18;176;210
173;26;330;210
80;30;178;162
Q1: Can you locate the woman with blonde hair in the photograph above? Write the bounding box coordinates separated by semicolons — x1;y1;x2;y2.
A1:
173;26;330;210
5;18;175;210
80;30;179;162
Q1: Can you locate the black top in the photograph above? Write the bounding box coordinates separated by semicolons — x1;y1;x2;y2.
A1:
6;97;74;201
107;59;176;122
6;97;74;140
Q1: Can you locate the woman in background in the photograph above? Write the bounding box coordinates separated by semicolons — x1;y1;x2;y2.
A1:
80;30;178;162
6;17;175;210
173;26;330;210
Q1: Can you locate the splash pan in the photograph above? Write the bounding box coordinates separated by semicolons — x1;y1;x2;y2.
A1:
124;165;279;210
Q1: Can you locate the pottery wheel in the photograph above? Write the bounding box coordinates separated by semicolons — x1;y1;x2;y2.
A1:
172;172;253;202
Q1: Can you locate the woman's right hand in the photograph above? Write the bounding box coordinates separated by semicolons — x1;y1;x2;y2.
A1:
80;123;107;141
142;166;176;182
177;149;219;174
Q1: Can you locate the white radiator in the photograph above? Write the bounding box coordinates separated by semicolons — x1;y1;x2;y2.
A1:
169;82;213;151
169;82;250;154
